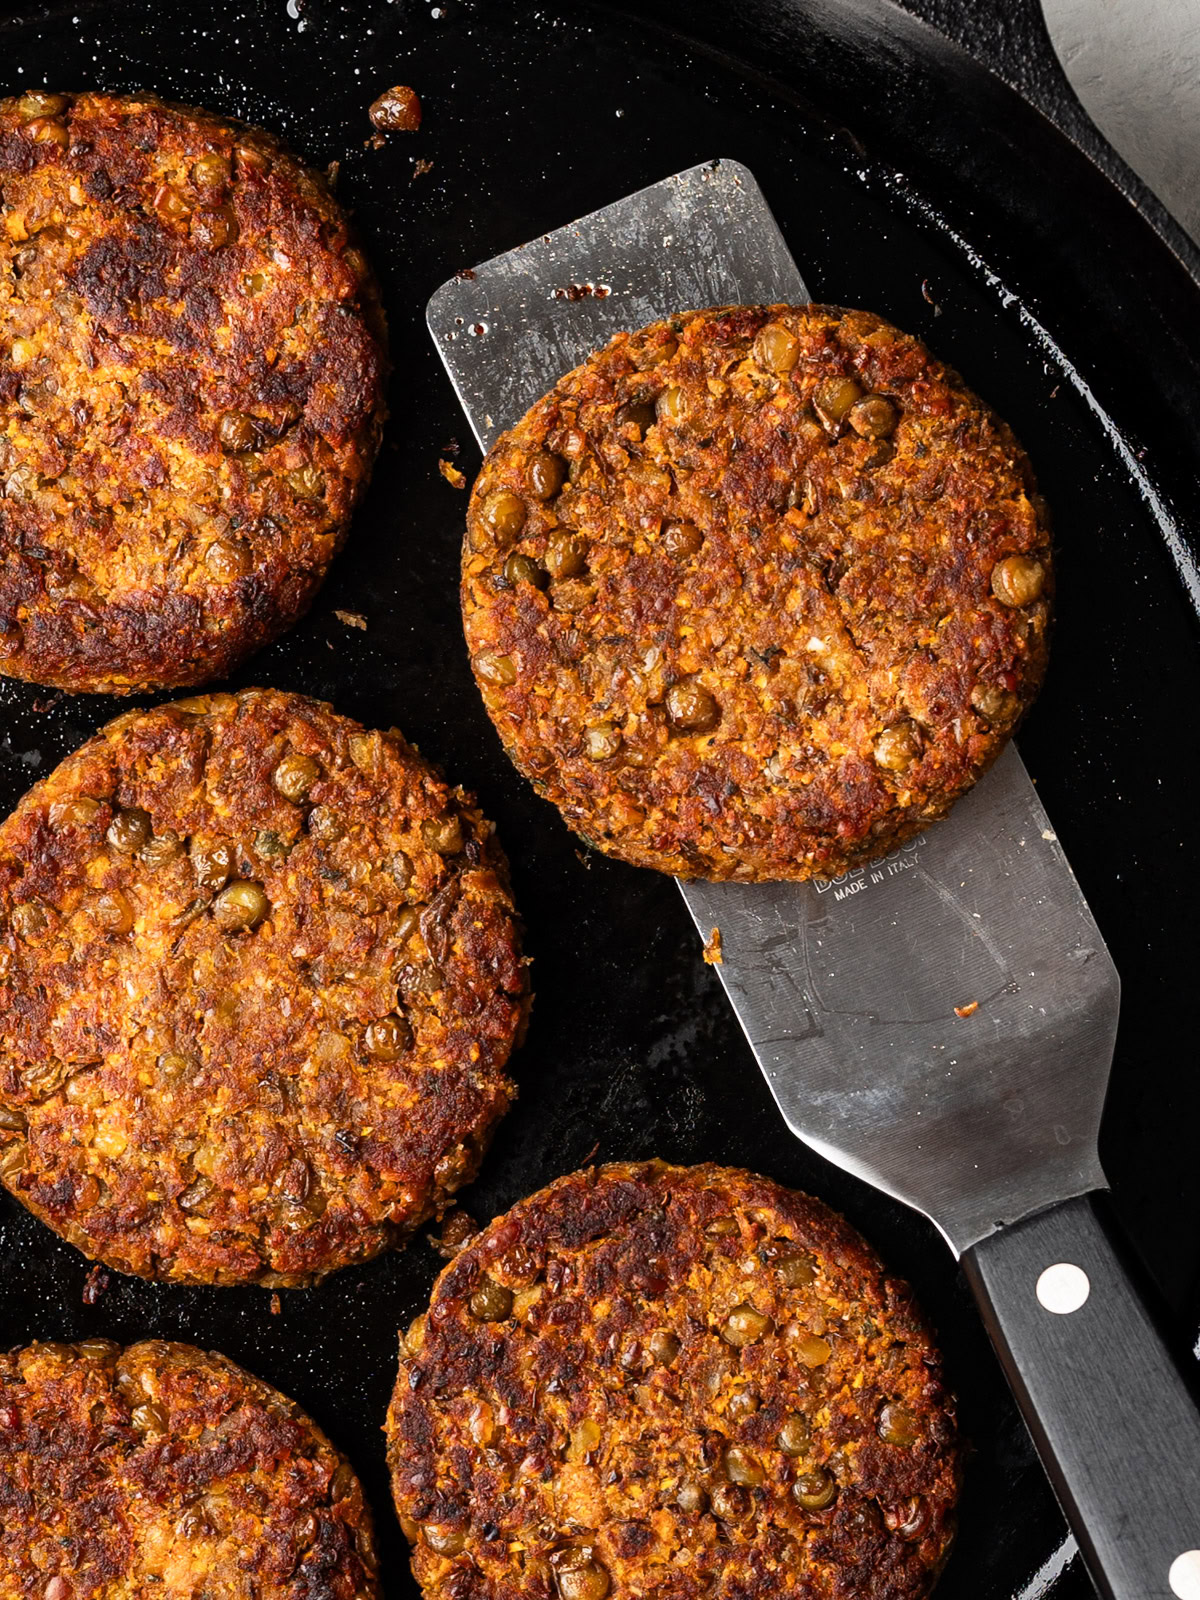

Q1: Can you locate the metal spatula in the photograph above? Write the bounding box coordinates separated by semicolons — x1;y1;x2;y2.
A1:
428;160;1200;1600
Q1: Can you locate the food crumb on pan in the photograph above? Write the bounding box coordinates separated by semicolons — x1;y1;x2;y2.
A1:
270;1291;283;1315
703;926;723;965
369;85;423;134
429;1207;478;1259
412;158;435;181
439;459;467;488
954;1000;980;1019
81;1264;109;1304
552;281;612;301
333;608;368;630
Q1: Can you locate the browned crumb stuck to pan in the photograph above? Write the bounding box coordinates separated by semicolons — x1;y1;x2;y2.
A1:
0;689;527;1287
0;90;387;694
0;1339;380;1600
462;304;1051;882
387;1161;962;1600
369;86;423;134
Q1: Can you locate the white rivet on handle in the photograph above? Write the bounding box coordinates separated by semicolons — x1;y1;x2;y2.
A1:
1036;1262;1090;1315
1169;1551;1200;1600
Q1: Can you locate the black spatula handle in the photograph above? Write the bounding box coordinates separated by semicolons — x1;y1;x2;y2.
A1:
963;1193;1200;1600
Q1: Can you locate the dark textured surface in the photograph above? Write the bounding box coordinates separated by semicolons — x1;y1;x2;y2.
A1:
893;0;1089;105
0;3;1198;1599
891;0;1200;272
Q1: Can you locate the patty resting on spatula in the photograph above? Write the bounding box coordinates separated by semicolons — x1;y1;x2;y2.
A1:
462;304;1050;881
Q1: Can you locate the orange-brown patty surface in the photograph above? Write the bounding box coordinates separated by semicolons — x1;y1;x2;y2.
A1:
0;1339;379;1600
463;305;1051;881
0;90;387;693
388;1161;961;1600
0;689;526;1286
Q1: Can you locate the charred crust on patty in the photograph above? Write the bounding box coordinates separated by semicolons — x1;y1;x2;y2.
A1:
0;90;387;694
0;688;527;1286
462;304;1051;882
387;1161;962;1600
0;1338;379;1599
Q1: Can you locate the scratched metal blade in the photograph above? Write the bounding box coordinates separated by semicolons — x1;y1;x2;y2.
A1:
428;158;1119;1256
428;160;808;441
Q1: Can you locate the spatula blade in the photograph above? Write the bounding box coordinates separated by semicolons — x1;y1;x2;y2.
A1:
428;159;1118;1257
427;159;808;453
679;745;1114;1254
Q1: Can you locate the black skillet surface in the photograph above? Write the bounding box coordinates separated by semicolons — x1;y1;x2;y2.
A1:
3;2;1200;1596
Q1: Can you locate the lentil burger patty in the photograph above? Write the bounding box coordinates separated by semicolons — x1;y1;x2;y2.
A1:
387;1161;962;1600
0;1338;379;1600
0;90;386;694
463;305;1051;881
0;689;526;1286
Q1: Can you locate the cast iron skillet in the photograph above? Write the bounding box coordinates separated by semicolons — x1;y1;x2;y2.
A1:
2;3;1199;1597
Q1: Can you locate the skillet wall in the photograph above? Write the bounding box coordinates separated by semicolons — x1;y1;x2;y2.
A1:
2;3;1200;1598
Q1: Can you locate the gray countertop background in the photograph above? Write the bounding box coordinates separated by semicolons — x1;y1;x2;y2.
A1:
1044;0;1200;242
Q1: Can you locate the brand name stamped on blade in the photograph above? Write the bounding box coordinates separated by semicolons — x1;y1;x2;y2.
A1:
812;835;928;901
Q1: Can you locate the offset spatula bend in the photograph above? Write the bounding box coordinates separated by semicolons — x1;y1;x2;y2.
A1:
429;160;1200;1600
